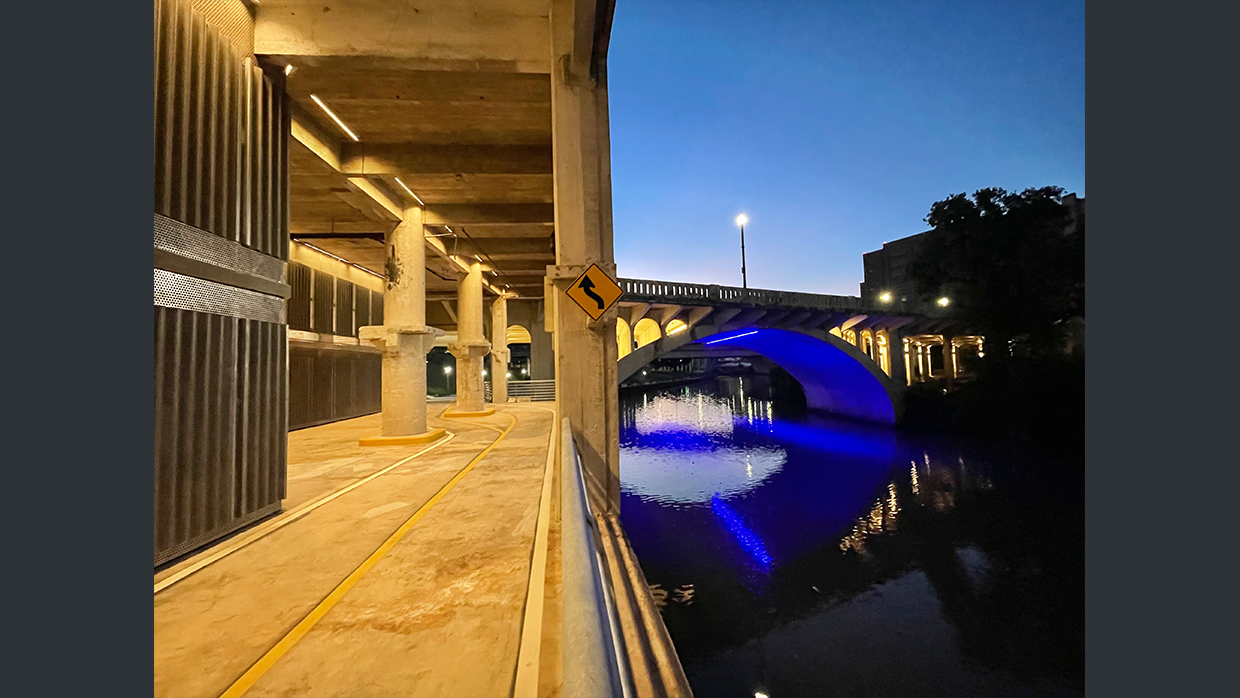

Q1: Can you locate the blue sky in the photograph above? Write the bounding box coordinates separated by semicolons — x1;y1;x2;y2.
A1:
607;0;1085;295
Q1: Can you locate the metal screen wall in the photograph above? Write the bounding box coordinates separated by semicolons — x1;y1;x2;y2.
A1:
288;346;382;430
154;0;289;567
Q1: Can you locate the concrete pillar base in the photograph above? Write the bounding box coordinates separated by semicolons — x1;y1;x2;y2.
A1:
441;407;496;419
358;428;447;447
448;340;491;414
359;324;444;440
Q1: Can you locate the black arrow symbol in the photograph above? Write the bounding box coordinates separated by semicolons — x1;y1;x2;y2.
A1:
578;275;606;310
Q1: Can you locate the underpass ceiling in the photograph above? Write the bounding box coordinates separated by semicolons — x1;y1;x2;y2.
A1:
275;58;555;298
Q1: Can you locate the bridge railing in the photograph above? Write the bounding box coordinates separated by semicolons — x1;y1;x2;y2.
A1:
618;277;928;315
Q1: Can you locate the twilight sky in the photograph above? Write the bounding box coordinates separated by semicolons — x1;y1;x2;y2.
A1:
607;0;1085;295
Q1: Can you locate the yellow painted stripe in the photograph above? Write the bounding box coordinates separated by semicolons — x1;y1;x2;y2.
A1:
220;412;519;698
155;432;456;595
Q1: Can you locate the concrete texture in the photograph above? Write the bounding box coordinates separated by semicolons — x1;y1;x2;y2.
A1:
154;404;556;697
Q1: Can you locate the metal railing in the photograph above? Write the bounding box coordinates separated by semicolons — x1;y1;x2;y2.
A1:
486;379;556;402
561;418;633;698
618;277;929;315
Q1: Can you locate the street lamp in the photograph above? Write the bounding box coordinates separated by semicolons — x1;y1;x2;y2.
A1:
735;213;749;289
937;297;951;307
879;291;893;303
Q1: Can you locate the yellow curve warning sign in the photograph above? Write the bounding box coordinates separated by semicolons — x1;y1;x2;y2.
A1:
564;263;624;321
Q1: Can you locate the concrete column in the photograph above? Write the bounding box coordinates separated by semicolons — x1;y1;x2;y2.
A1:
490;295;509;404
530;300;556;379
550;0;621;513
358;205;444;446
446;262;493;416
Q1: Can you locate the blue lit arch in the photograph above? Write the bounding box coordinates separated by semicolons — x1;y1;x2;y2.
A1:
700;328;899;424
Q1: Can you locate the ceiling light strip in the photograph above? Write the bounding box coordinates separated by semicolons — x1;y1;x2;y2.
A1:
393;177;426;207
309;94;359;142
295;240;384;279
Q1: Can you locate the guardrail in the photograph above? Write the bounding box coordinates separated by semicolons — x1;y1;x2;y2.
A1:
485;379;556;402
561;418;633;698
618;277;929;315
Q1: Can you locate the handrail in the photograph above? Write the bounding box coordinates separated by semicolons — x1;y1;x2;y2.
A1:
561;418;634;698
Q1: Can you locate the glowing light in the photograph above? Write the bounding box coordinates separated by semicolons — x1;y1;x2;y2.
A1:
283;64;295;76
735;213;749;227
705;330;758;345
393;177;425;206
443;366;453;375
505;372;512;378
295;241;384;278
879;291;893;303
667;319;688;335
310;94;360;142
756;693;769;698
937;296;951;307
482;369;487;377
711;494;773;570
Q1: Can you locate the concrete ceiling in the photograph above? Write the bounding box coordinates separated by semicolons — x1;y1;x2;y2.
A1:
260;1;559;298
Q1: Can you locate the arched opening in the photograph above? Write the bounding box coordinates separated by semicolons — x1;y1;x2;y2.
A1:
860;329;875;361
665;319;688;337
876;331;891;375
616;317;632;358
506;324;532;344
842;328;857;346
693;328;897;423
634;318;662;348
506;324;533;380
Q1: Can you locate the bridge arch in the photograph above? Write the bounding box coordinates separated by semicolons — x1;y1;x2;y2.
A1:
633;318;662;348
622;327;901;424
616;317;632;358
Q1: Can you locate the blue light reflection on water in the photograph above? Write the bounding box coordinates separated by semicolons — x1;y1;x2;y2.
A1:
618;377;1084;698
710;494;774;572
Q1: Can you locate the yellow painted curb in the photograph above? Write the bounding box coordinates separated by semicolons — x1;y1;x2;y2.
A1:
441;407;496;418
358;428;447;447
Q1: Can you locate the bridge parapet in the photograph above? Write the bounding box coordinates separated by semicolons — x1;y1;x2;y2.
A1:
618;277;929;315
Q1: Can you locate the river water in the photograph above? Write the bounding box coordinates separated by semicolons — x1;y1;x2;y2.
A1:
619;376;1084;698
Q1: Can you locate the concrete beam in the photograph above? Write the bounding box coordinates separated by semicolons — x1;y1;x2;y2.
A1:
341;144;553;176
656;305;683;327
425;204;555;226
255;0;553;73
290;101;343;171
705;307;741;327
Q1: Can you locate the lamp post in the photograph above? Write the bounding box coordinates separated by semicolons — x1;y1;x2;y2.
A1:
736;213;749;289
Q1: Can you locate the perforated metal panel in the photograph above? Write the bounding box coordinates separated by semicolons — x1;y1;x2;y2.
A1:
154;307;286;566
154;0;289;566
154;268;285;324
335;279;355;337
287;262;312;331
372;293;384;326
312;271;334;334
288;345;383;431
354;287;371;329
154;0;286;259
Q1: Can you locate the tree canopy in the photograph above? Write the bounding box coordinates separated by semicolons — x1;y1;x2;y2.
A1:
910;186;1084;354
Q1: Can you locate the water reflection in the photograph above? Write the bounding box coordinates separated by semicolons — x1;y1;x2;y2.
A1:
619;378;1084;698
621;387;786;505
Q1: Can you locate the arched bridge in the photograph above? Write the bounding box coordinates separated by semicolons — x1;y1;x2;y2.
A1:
614;278;985;424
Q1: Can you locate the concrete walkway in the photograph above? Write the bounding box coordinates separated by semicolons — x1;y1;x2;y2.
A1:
154;403;556;698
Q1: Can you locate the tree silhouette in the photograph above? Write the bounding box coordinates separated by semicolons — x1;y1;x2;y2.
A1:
911;187;1084;355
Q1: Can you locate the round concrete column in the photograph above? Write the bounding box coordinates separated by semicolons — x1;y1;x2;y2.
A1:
357;205;445;445
378;332;431;435
446;262;493;417
385;206;426;327
490;295;509;404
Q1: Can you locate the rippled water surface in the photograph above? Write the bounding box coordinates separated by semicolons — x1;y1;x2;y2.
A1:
619;377;1084;698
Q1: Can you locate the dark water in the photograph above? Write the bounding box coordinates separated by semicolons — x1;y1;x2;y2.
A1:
619;377;1084;698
